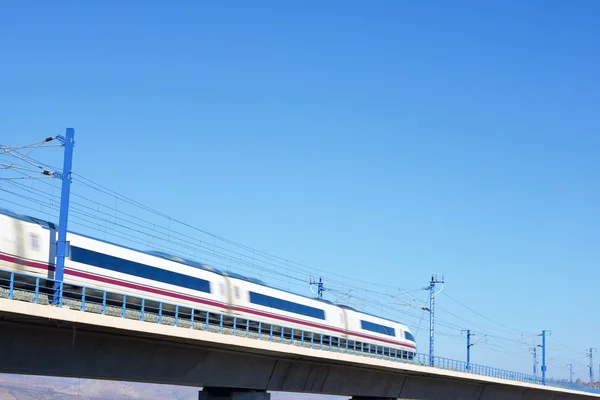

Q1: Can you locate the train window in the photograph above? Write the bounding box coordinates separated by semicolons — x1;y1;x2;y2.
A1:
234;286;240;299
69;246;212;293
249;291;326;320
360;320;396;337
404;331;416;342
220;283;225;296
30;234;39;251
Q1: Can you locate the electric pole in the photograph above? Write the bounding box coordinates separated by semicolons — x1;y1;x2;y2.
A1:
461;329;474;370
568;363;573;384
423;273;444;367
540;330;550;385
53;128;75;304
530;345;539;377
587;348;596;389
309;276;325;299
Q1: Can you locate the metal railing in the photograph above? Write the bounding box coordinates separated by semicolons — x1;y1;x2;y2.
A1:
0;267;598;395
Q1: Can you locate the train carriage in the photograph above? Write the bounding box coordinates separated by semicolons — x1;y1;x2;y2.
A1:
341;305;416;357
64;233;230;315
228;275;348;340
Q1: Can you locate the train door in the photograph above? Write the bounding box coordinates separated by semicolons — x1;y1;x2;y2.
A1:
10;218;27;271
339;307;349;338
230;279;243;315
220;276;233;314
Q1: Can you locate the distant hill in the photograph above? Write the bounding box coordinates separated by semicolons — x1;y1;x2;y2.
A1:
0;374;345;400
0;374;199;400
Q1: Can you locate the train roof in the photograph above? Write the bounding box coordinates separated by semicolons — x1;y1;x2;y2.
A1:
141;252;267;286
336;303;411;329
221;270;266;285
0;208;57;230
144;250;223;274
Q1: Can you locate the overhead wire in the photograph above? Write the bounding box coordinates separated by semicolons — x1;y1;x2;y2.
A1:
440;291;538;337
71;172;424;293
0;179;559;364
0;174;579;371
0;148;591;382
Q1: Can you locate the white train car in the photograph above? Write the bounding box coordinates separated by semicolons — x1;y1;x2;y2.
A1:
340;305;416;356
64;233;231;315
228;275;348;339
0;208;417;356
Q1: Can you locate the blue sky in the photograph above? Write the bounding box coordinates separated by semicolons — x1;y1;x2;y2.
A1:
1;0;600;390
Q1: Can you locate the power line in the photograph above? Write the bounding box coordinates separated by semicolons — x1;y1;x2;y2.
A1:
3;178;549;362
71;172;426;294
0;177;582;372
1;178;573;371
441;291;536;337
551;336;587;356
2;145;596;385
8;171;439;326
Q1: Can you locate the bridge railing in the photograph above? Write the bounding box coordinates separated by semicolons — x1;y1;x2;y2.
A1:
0;267;598;395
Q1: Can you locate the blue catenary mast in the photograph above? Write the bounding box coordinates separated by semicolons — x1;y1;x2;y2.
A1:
461;329;473;370
52;128;75;303
541;330;550;385
466;329;471;369
531;346;538;377
309;276;325;299
425;273;444;367
568;363;573;384
588;348;596;389
317;277;324;299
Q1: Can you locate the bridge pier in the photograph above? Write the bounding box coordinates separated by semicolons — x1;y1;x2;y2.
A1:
349;397;395;400
198;387;271;400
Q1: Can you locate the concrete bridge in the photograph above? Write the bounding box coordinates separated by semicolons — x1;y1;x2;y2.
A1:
0;281;598;400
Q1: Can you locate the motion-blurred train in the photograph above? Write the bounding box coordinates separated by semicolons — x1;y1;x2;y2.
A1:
0;207;417;356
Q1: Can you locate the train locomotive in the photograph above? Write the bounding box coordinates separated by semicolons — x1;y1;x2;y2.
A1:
0;207;417;357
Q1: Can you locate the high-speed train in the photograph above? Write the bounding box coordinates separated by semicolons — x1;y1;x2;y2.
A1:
0;207;417;356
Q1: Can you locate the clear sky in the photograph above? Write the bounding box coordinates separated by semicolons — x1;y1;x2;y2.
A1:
1;0;600;390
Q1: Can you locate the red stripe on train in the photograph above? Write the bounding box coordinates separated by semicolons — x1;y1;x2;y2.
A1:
0;253;416;350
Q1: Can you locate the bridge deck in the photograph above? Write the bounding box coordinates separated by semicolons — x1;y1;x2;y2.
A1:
0;267;598;399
